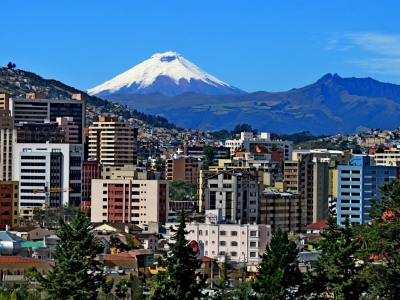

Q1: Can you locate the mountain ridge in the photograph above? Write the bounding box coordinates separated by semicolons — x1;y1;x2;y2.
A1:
103;73;400;134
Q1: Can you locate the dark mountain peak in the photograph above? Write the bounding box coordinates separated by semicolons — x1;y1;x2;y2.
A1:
316;73;333;83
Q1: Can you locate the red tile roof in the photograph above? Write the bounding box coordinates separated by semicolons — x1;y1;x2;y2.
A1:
0;256;50;264
306;220;329;230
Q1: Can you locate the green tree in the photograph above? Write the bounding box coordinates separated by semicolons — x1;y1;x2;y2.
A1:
0;283;40;300
115;278;131;299
251;228;304;300
232;273;254;300
203;145;217;167
307;217;367;300
359;180;400;299
126;234;140;250
213;253;234;300
150;209;206;299
37;210;106;299
102;278;114;295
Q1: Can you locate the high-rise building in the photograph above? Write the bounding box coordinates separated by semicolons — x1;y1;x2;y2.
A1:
13;143;83;212
165;154;200;184
91;179;168;224
81;160;103;212
202;169;259;224
260;182;307;233
9;93;86;143
284;154;329;224
0;128;15;181
0;181;19;229
88;117;138;166
337;155;399;225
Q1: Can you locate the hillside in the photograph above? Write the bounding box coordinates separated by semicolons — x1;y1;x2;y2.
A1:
0;67;175;129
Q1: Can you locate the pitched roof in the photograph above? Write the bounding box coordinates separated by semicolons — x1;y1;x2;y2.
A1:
306;220;329;230
0;256;50;264
10;225;37;232
0;231;26;242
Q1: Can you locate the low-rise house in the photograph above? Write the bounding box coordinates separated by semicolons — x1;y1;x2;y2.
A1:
10;225;56;241
135;233;159;251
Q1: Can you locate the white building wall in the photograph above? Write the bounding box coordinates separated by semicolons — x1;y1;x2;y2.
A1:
13;143;76;209
165;222;271;265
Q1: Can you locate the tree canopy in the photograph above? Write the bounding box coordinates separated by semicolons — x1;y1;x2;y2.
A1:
251;228;305;300
36;210;106;299
150;209;206;299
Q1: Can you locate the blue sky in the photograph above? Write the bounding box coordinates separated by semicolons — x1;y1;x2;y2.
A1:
2;1;400;93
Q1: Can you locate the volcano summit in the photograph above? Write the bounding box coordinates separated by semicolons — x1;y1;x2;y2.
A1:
88;51;246;97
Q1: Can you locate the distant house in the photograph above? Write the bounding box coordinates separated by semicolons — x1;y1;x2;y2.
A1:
11;225;56;241
306;220;329;234
92;223;143;235
135;233;159;251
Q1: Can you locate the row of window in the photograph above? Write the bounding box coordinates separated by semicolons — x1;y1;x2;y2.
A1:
198;230;258;237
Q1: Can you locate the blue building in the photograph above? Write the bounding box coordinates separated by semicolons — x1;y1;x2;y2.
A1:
337;156;398;225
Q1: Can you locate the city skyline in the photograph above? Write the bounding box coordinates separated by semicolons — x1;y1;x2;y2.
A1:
2;1;400;93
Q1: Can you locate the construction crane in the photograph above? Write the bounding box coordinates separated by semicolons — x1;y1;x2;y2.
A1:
33;187;73;194
33;182;73;194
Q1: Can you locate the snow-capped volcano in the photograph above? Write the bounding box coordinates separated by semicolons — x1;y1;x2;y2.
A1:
87;51;246;97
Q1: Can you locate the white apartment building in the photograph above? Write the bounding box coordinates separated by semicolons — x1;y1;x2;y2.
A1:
165;221;271;266
225;132;293;160
91;179;169;225
13;143;83;213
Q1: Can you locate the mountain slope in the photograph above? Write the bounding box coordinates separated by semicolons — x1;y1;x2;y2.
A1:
104;73;400;134
87;51;245;97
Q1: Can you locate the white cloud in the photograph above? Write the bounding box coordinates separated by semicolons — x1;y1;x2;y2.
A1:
343;33;400;56
327;32;400;76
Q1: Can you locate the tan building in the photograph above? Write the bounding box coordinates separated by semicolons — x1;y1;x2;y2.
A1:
0;256;54;289
89;117;138;166
91;178;169;225
165;155;200;184
284;154;329;225
0;93;10;110
0;129;15;181
48;117;79;143
375;147;400;166
102;165;161;181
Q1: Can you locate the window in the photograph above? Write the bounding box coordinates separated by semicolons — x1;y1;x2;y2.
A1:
250;241;257;247
231;231;238;236
220;241;226;246
250;231;257;237
220;230;226;236
199;230;203;235
231;251;237;257
219;251;226;255
231;241;238;246
250;252;257;258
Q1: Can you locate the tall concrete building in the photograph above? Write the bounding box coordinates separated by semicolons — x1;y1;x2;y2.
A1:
337;155;399;225
0;128;15;181
165;154;200;184
91;179;168;224
202;169;259;224
260;182;307;233
9;93;86;143
88;117;138;166
284;154;329;224
0;181;19;229
13;143;83;213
